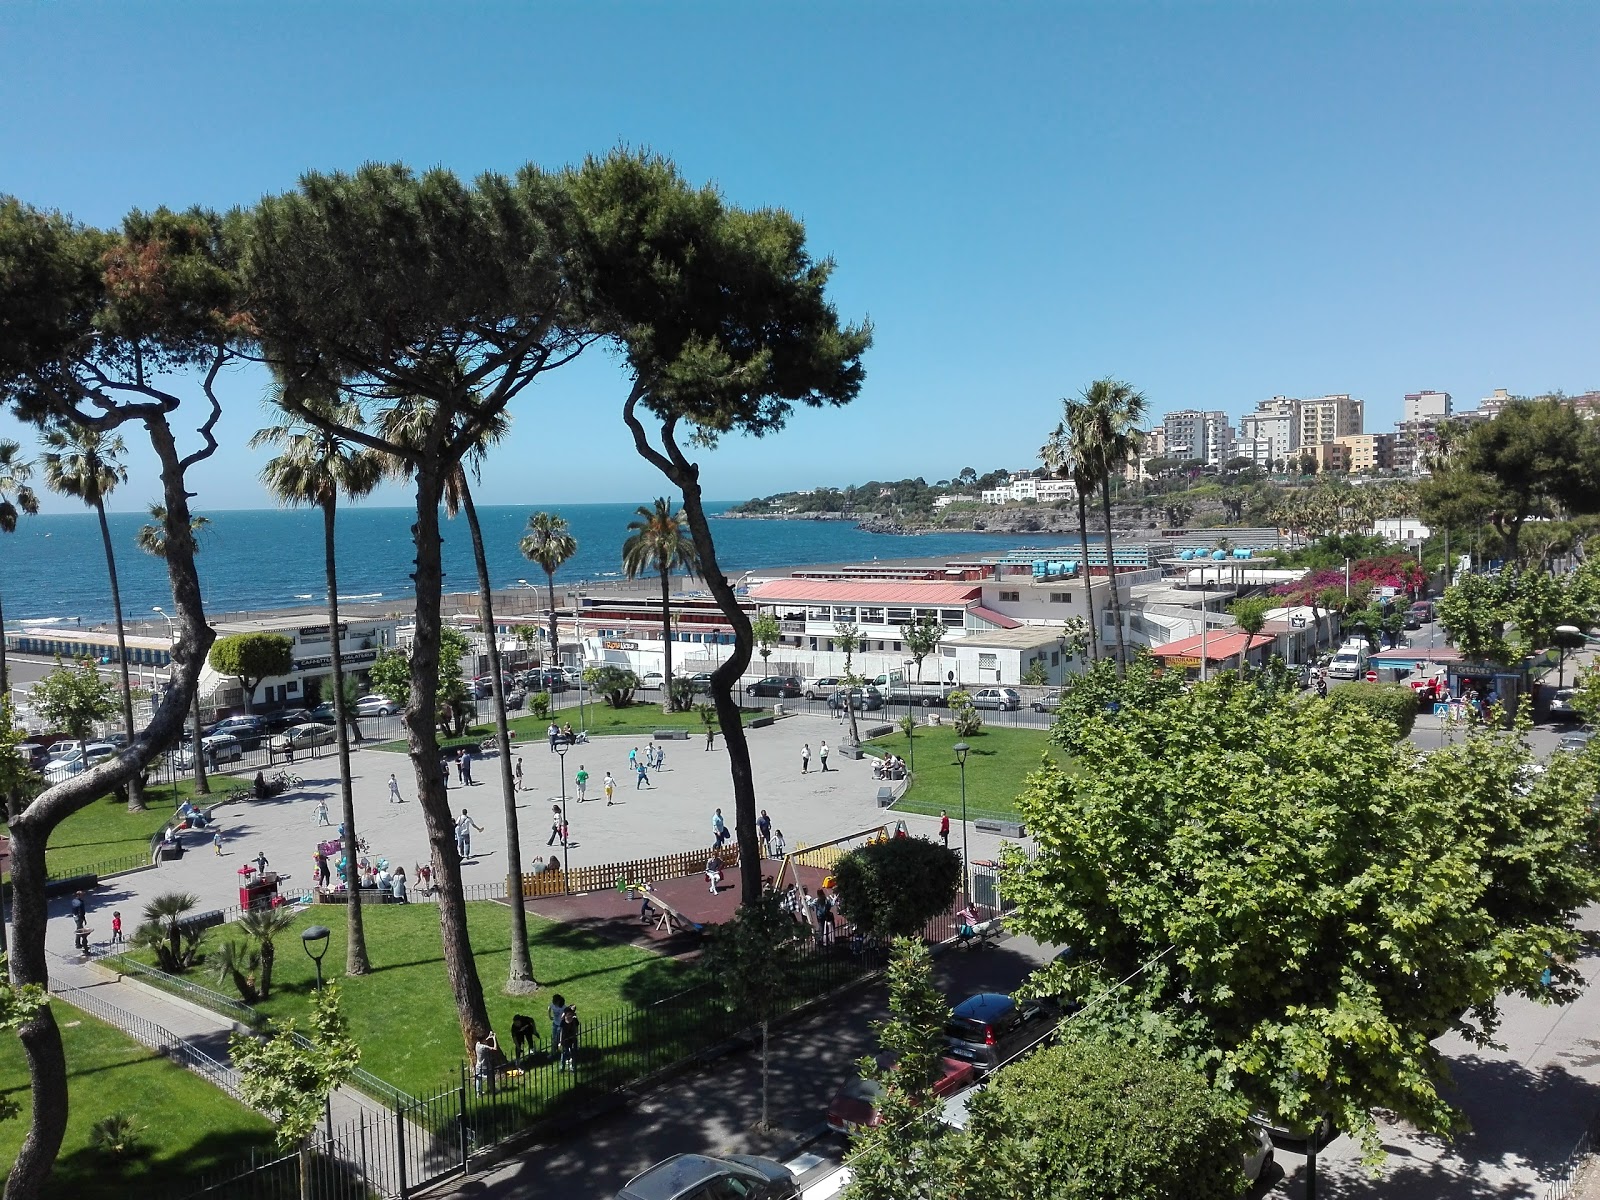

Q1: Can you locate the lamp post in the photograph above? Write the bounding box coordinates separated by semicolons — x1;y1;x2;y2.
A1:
1555;625;1584;689
555;740;569;886
953;741;970;906
301;924;331;993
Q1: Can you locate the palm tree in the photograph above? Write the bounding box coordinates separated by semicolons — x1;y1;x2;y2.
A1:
1043;413;1099;664
137;504;212;795
622;499;699;714
381;396;538;993
251;397;383;978
0;440;40;704
236;906;301;1000
1079;379;1148;678
519;512;577;674
40;423;146;810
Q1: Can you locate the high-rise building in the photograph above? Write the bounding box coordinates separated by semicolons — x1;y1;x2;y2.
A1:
1298;394;1363;447
1161;409;1236;467
1239;396;1301;469
1403;391;1451;424
1333;433;1395;473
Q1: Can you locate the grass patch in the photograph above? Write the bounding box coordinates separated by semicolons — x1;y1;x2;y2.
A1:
870;724;1067;822
370;700;755;752
117;901;693;1097
1;781;214;880
0;1008;277;1200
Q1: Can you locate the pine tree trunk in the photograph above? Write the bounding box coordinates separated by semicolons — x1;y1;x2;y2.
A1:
1100;478;1129;678
323;499;369;976
659;564;675;715
407;466;493;1049
95;501;145;811
459;481;536;992
1076;490;1099;663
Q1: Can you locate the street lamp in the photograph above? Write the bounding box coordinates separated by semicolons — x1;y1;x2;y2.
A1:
953;741;970;906
301;925;331;992
554;740;569;885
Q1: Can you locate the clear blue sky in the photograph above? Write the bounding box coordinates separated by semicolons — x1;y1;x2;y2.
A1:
2;0;1596;513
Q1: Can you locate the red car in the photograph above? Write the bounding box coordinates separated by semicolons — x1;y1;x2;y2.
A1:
825;1054;978;1135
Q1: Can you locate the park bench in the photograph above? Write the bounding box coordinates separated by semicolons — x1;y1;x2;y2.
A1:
747;715;775;729
876;786;896;808
653;729;690;740
863;723;895;739
974;818;1026;838
174;909;225;936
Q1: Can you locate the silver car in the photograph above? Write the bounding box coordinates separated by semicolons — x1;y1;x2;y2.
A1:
971;687;1021;711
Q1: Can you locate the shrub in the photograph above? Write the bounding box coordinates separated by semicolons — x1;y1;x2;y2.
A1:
1327;682;1418;739
948;690;984;737
526;691;551;721
833;836;962;938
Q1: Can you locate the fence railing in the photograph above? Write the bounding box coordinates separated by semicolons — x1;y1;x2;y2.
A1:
109;954;264;1028
45;850;152;882
516;842;743;898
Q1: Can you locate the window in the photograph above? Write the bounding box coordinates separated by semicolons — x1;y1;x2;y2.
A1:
941;609;965;628
806;606;830;622
860;606;886;625
887;607;913;622
998;590;1020;603
1051;650;1060;666
979;653;998;669
1049;592;1071;603
893;641;903;652
832;606;856;622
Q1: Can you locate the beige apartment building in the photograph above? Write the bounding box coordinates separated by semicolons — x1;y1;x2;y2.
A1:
1298;394;1364;447
1333;433;1394;473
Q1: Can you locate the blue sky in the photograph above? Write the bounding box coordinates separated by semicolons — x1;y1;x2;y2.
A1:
2;0;1596;513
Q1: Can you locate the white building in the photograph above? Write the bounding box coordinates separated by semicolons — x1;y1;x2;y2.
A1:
979;477;1076;505
1162;409;1236;466
205;613;403;712
1239;396;1301;468
1403;390;1451;424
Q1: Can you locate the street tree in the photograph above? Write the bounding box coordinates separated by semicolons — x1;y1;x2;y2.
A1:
40;422;146;810
899;614;946;684
1004;674;1600;1157
1434;571;1514;665
750;613;782;681
1042;409;1099;663
623;498;699;713
1079;378;1148;676
0;198;232;1199
519;510;577;671
30;659;118;767
834;622;865;747
253;392;384;977
831;837;961;938
573;149;869;904
583;665;639;709
369;626;475;734
0;441;40;700
208;632;293;714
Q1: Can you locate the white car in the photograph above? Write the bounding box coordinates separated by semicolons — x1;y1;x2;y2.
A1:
43;743;117;782
176;734;244;770
636;671;665;690
354;694;400;717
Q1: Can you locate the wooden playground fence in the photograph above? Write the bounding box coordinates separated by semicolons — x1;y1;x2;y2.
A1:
516;842;743;898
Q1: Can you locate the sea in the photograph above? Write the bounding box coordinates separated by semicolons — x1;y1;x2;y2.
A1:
0;503;1089;628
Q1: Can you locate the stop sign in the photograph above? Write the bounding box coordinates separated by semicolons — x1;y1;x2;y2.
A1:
1365;669;1378;683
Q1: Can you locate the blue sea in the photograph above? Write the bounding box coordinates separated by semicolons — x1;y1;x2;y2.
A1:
0;503;1086;627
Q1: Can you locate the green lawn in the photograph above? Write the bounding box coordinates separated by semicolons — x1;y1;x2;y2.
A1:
0;1009;277;1200
371;699;760;752
117;901;693;1098
868;724;1067;822
1;781;215;880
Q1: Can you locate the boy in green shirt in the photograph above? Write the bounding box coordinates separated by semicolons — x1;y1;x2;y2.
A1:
575;764;589;801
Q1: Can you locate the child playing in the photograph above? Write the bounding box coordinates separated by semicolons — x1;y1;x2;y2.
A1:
110;911;123;944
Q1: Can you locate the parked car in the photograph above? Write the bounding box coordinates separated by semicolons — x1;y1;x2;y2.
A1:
805;677;844;700
44;739;81;760
205;715;267;746
177;734;244;770
826;1053;978;1135
354;694;400;717
1410;600;1435;624
828;686;884;712
614;1153;799;1200
970;687;1021;711
15;742;50;771
268;722;338;753
520;670;569;694
1550;689;1582;721
687;672;715;694
1242;1121;1276;1182
943;991;1058;1072
636;671;665;690
1030;689;1062;713
263;708;316;732
1558;728;1594;754
746;676;802;698
42;743;118;783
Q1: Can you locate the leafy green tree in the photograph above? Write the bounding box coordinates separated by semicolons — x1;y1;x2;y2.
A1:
40;422;146;811
0;440;40;702
208;632;293;715
1021;658;1049;687
253;392;384;977
1435;572;1514;665
623;499;699;713
963;1039;1249;1200
370;627;474;734
947;690;983;738
1326;681;1419;738
30;659;118;767
230;983;361;1200
750;613;783;675
899;614;947;684
583;665;639;709
574;149;869;905
519;510;577;672
844;938;965;1200
832;837;961;938
1003;675;1600;1157
697;892;805;1130
834;622;865;746
1050;654;1183;753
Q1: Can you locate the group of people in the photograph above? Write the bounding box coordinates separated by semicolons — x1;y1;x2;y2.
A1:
776;881;840;944
473;993;582;1094
545;722;583;751
799;741;830;773
871;753;906;780
440;748;478;787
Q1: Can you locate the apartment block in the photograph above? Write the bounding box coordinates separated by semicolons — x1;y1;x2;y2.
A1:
1402;390;1451;424
1313;441;1352;473
1298;394;1364;446
1239;396;1301;468
1333;433;1394;473
1162;409;1236;466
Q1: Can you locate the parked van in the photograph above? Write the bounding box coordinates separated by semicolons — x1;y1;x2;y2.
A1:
1327;640;1370;681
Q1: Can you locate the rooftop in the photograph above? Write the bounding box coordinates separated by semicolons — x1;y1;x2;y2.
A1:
747;580;982;606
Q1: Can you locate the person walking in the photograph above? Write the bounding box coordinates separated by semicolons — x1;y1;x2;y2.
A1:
711;808;728;849
255;850;270;877
315;798;331;826
757;809;772;857
514;758;524;792
389;773;403;804
547;804;564;846
557;1004;581;1073
575;764;589;802
819;740;830;772
110;911;123;945
457;808;484;858
628;746;638;773
70;891;86;929
772;829;787;857
635;759;651;789
212;830;224;856
939;810;950;848
603;771;616;806
801;743;811;774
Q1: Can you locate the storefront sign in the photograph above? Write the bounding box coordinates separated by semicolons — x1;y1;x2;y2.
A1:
294;648;378;671
602;640;638;651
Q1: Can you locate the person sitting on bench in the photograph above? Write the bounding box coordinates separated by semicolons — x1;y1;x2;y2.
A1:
705;854;724;895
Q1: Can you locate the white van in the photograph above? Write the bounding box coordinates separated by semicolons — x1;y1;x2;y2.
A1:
1327;640;1369;681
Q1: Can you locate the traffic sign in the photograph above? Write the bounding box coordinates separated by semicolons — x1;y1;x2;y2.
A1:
1365;670;1378;683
